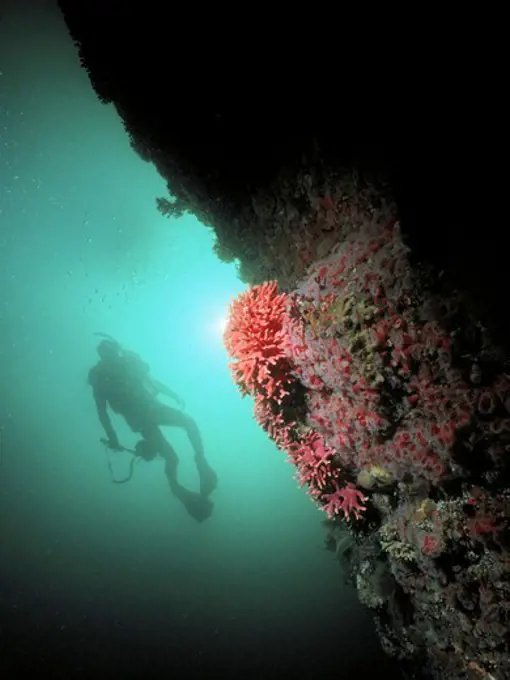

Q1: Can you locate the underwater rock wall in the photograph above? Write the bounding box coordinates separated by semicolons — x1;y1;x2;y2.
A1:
224;185;510;679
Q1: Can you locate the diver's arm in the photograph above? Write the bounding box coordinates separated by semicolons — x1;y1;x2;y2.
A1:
93;391;120;447
146;377;184;407
153;379;180;401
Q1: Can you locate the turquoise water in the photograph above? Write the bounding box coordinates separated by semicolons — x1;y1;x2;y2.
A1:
0;3;394;676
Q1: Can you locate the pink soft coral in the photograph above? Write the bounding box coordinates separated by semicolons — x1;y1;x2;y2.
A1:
224;281;293;404
225;280;368;523
286;431;337;494
321;482;368;520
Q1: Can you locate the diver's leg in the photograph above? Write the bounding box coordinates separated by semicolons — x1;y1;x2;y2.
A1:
141;427;179;485
154;407;204;459
141;426;213;523
152;406;218;496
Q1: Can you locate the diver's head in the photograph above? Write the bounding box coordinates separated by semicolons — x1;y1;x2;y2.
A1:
97;339;121;362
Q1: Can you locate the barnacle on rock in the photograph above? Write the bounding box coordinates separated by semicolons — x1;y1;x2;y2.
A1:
414;499;437;524
358;465;394;490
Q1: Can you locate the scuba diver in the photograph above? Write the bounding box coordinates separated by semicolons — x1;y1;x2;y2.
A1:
88;334;218;522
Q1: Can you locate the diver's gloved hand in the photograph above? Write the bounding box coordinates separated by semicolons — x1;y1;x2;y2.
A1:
101;437;123;451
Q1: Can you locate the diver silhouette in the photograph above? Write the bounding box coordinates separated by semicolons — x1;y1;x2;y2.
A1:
88;335;217;522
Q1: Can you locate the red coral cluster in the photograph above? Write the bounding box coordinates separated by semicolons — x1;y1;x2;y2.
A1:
224;281;293;404
282;223;474;484
224;281;367;521
224;221;488;524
